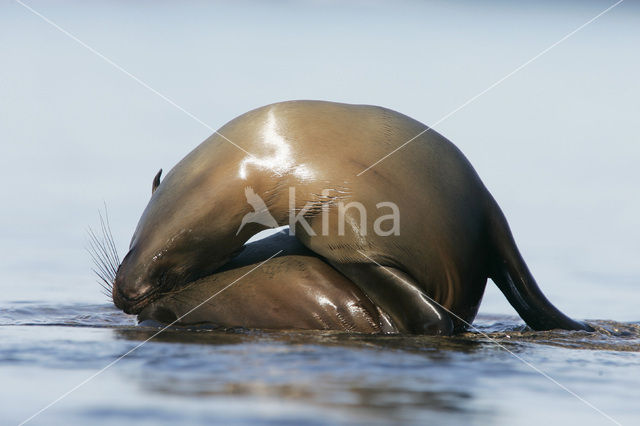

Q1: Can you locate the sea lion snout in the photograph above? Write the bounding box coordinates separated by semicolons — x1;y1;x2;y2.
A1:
113;249;156;314
113;279;153;314
112;239;220;315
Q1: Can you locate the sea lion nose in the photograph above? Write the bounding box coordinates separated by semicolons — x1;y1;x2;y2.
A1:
116;279;152;301
112;275;153;314
112;249;153;312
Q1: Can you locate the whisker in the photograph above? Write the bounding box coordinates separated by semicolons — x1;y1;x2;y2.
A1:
98;216;118;274
87;252;114;294
87;245;109;283
90;260;111;287
102;203;121;265
97;203;120;272
87;231;116;282
91;267;113;291
87;203;121;299
89;225;118;279
88;221;119;277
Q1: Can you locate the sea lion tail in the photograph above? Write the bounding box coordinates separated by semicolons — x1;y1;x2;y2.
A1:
486;195;593;331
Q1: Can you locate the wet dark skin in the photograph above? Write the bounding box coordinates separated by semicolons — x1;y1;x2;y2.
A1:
138;232;396;333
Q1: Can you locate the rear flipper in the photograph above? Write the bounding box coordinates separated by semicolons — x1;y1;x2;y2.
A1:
330;262;454;335
488;197;594;332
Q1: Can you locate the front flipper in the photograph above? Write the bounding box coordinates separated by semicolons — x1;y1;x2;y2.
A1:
329;262;454;335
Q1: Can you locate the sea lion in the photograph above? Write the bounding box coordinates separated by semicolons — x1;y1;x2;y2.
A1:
113;100;592;335
138;232;396;333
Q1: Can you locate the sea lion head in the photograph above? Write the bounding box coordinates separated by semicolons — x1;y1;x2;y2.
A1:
113;163;249;314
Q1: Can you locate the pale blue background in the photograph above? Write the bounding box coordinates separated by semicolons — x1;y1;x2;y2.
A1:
2;0;637;320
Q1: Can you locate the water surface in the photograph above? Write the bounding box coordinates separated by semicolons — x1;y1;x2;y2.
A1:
1;303;638;425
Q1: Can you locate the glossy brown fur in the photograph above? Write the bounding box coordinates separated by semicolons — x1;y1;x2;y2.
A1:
138;233;394;332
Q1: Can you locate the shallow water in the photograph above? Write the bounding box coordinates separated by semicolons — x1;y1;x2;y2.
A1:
1;302;638;425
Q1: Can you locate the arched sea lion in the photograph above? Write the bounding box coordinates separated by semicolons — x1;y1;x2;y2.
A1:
113;100;592;335
138;232;396;332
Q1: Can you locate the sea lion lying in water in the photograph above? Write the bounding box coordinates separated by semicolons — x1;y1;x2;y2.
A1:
112;100;592;334
138;232;397;333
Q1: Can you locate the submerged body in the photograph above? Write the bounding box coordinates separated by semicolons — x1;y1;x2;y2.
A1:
114;100;591;334
139;233;395;332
